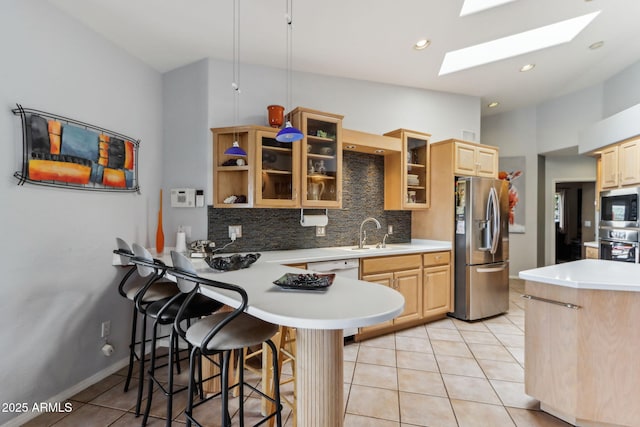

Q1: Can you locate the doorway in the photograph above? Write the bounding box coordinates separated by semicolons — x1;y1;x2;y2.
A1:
554;181;596;263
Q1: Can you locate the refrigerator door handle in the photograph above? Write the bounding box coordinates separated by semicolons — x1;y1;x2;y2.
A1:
476;264;508;273
487;187;500;255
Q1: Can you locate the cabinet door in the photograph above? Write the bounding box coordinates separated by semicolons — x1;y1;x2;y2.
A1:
297;112;342;208
476;147;498;178
453;142;477;176
619;139;640;186
524;282;578;415
359;272;395;333
394;268;422;324
405;132;430;208
423;265;451;318
255;129;300;208
600;145;619;189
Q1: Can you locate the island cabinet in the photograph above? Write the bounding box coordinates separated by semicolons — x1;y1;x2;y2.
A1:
599;136;640;189
289;107;344;208
383;129;431;210
524;280;640;426
356;251;452;340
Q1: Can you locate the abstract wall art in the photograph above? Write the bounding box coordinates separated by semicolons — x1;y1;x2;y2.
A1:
12;104;140;193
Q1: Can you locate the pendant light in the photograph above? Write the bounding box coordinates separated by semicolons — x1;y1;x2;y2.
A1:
276;0;303;143
224;0;247;157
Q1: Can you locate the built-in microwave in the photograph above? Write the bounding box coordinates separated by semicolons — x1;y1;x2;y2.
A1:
600;188;640;228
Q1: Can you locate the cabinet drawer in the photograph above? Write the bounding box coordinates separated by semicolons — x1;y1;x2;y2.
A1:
361;254;421;275
423;251;450;267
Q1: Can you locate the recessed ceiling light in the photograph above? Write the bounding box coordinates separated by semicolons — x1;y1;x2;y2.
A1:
439;11;601;75
414;39;431;50
488;101;500;108
589;40;604;50
460;0;518;16
520;63;535;72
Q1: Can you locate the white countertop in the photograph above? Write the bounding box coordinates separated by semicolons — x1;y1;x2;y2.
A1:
115;240;451;329
583;241;598;248
519;259;640;292
256;239;451;264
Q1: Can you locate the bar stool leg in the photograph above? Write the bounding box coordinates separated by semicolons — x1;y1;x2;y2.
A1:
124;304;138;392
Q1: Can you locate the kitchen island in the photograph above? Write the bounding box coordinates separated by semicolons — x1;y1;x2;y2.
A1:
519;260;640;427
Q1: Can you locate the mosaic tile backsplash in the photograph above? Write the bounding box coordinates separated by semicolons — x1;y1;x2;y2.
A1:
207;151;411;252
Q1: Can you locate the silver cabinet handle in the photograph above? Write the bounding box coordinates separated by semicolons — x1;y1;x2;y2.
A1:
522;294;580;309
476;265;507;273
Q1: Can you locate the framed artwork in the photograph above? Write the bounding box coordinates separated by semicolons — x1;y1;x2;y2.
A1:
499;156;525;233
12;104;140;193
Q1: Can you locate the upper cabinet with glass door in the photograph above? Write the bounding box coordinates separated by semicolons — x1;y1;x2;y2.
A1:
383;129;431;210
289;107;344;208
255;127;300;207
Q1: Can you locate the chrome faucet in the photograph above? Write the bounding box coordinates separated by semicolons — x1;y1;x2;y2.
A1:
377;233;389;249
358;217;381;249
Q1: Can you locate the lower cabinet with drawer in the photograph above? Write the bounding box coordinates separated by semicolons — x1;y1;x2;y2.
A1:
356;251;451;341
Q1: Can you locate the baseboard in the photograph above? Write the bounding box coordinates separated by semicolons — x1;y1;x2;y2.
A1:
0;357;129;427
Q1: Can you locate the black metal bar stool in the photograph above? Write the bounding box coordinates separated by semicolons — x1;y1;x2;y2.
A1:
130;244;224;427
169;251;283;427
113;238;179;410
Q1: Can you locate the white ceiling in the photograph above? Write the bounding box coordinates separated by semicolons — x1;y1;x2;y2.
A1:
48;0;640;116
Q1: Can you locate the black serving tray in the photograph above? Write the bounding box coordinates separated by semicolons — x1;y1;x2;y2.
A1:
273;273;335;291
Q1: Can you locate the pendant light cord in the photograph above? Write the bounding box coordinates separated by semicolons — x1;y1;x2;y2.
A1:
232;0;241;142
285;0;293;112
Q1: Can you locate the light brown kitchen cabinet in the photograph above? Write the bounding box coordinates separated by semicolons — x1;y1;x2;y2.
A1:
422;251;451;318
354;251;455;340
584;246;598;259
359;254;422;336
289;107;344;208
452;139;499;178
599;136;640;189
524;280;640;426
255;128;301;208
383;129;431;210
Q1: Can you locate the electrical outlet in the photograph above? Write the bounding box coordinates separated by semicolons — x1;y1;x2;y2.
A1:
101;321;111;338
388;225;394;235
316;226;326;237
228;225;242;239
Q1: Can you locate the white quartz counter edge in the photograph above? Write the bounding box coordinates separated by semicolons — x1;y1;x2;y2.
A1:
257;239;451;264
583;241;598;248
519;259;640;292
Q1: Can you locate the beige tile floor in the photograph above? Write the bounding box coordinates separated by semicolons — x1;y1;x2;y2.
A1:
24;279;573;427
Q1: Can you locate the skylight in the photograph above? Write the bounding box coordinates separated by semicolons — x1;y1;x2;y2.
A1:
439;11;601;76
460;0;518;17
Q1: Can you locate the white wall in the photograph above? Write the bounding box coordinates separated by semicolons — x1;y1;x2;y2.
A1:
482;107;538;275
0;2;162;425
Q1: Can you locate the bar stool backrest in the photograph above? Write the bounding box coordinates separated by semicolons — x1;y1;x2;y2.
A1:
115;237;134;265
132;243;158;278
169;251;250;355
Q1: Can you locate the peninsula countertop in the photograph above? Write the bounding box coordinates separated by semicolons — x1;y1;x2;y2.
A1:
519;259;640;292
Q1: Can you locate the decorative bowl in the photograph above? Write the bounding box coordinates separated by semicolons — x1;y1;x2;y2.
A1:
205;253;261;271
273;273;335;291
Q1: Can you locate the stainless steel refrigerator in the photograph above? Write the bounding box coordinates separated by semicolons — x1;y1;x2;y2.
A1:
451;176;509;321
